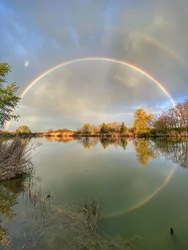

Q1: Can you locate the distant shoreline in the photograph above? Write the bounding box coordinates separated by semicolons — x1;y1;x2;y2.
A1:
1;131;187;139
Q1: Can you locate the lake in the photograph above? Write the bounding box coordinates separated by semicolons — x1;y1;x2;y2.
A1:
0;137;188;249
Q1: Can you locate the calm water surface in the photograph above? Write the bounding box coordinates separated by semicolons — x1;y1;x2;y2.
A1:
0;138;188;250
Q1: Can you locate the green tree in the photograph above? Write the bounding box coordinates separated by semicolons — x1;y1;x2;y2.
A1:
16;125;31;134
119;122;127;133
80;123;92;134
107;122;119;132
0;63;20;128
133;108;153;134
100;123;109;133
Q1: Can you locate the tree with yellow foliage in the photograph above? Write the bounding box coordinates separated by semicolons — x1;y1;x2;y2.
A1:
133;108;153;134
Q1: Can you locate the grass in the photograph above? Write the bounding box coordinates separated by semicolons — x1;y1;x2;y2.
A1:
0;178;141;250
35;199;141;250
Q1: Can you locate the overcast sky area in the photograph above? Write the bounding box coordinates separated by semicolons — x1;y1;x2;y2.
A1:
1;0;188;132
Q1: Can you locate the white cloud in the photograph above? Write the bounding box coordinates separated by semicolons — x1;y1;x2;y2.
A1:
24;60;29;68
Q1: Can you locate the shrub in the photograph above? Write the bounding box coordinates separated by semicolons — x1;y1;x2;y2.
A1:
0;138;34;181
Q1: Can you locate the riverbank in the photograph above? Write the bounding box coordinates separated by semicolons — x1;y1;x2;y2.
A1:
42;130;188;138
1;130;188;139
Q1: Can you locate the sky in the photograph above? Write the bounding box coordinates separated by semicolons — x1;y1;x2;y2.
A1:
1;0;188;132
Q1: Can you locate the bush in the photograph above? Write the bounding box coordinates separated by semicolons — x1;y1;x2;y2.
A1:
15;125;31;134
0;138;34;181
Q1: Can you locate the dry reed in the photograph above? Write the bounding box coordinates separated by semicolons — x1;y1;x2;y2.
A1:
0;137;34;181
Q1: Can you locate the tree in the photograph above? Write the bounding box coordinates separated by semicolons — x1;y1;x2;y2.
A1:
150;113;170;133
0;63;20;128
0;64;34;182
176;100;188;131
119;122;127;133
133;108;153;134
150;100;188;133
80;123;92;134
100;123;109;133
107;122;119;132
15;125;31;134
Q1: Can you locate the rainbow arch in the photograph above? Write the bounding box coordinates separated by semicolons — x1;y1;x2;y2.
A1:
20;57;176;107
5;57;176;131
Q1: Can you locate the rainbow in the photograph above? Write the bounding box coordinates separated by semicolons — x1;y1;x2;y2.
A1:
5;59;177;210
102;166;177;219
20;57;176;107
5;57;176;131
133;34;187;68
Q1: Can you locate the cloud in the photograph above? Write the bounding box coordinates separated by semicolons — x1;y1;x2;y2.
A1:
1;0;188;131
23;60;29;68
108;2;188;98
8;60;174;132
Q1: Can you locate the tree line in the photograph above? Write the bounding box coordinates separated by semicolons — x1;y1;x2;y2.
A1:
5;101;188;137
0;61;187;137
78;101;188;136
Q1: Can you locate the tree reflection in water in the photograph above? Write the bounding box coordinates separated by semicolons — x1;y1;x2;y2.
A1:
77;137;129;150
78;137;99;149
151;138;188;168
77;137;188;168
133;138;188;167
0;179;26;249
100;138;128;150
133;139;157;165
0;177;50;249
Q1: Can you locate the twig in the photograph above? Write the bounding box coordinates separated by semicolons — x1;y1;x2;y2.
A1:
33;231;45;248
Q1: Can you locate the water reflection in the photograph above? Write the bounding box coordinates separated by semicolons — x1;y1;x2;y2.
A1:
133;139;157;165
1;137;188;249
0;180;21;219
0;177;141;250
151;138;188;168
0;180;22;249
100;138;128;150
74;137;188;168
77;137;99;149
77;137;129;150
0;177;50;249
